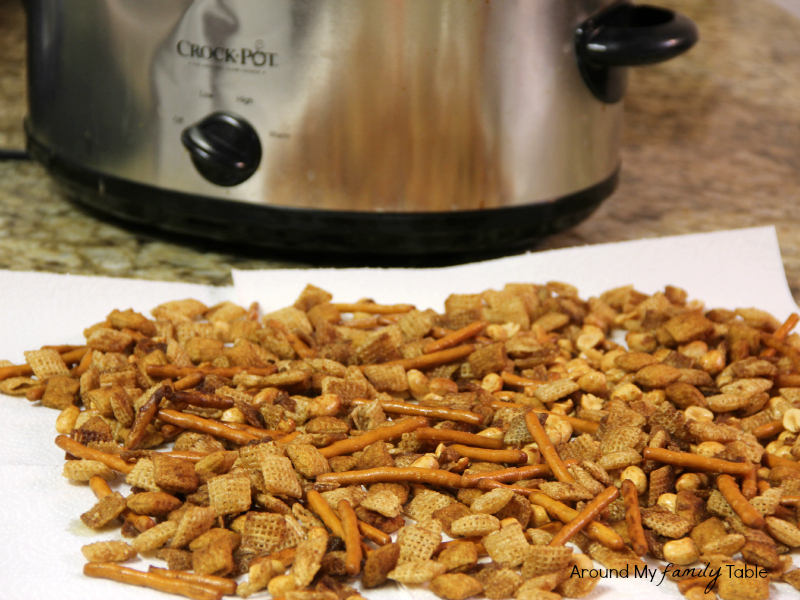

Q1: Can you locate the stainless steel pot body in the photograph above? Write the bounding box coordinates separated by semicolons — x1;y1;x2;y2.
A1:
27;0;623;213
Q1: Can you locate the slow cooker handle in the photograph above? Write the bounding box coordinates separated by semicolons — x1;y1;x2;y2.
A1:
576;1;699;103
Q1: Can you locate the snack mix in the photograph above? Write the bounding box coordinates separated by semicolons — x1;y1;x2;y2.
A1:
2;282;800;600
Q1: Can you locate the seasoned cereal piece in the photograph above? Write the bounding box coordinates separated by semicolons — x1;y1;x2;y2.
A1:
155;548;193;571
388;560;448;584
208;472;252;517
260;455;303;498
293;527;329;588
355;440;394;470
397;521;442;565
433;502;473;537
131;520;178;553
152;454;199;495
355;505;406;534
483;522;530;568
41;375;80;410
470;488;515;515
241;513;288;554
192;533;236;577
126;458;163;493
24;348;70;379
521;545;572;578
81;540;136;563
80;492;128;529
170;506;216;548
406;488;456;521
362;364;409;393
363;542;401;588
285;444;331;478
450;514;501;538
717;560;769;600
360;490;402;518
63;459;116;482
538;482;593;502
126;491;182;516
321;486;368;510
194;450;238;483
640;507;693;539
437;541;479;573
430;573;484;600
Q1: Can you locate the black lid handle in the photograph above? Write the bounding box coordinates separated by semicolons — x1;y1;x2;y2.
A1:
576;1;699;102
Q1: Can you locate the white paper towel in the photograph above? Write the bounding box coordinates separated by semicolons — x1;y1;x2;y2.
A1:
0;226;797;599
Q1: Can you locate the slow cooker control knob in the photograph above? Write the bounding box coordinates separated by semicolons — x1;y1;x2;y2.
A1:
181;112;262;186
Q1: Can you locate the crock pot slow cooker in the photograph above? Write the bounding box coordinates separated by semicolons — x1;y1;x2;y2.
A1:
26;0;697;261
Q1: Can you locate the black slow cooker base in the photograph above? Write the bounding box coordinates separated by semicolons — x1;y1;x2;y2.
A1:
28;135;618;266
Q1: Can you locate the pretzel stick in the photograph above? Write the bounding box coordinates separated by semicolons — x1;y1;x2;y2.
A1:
489;400;599;435
0;364;32;381
741;466;758;500
548;486;620;547
358;521;391;546
146;365;276;379
83;563;222;600
25;385;46;401
351;398;482;426
780;495;800;507
147;567;237;596
173;372;206;391
318;416;428;458
460;462;577;484
154;450;210;463
760;313;799;358
340;316;383;329
450;444;528;464
89;475;154;533
764;452;800;471
55;435;133;474
60;346;92;365
415;427;505;449
524;411;575;483
475;479;537;495
716;474;765;529
126;385;168;450
642;447;754;476
423;321;487;354
757;480;771;495
332;303;415;315
760;335;800;371
338;499;362;576
528;490;624;550
167;389;234;410
316;467;464;488
72;348;94;377
750;420;785;439
374;345;476;371
156;409;262;446
501;372;544;388
306;490;345;538
621;479;648;556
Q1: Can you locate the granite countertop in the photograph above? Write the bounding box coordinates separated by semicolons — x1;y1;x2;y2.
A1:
2;0;800;302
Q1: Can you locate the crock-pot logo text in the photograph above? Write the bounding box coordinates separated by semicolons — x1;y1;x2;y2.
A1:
177;40;277;67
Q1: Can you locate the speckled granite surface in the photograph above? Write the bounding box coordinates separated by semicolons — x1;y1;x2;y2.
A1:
2;0;800;299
